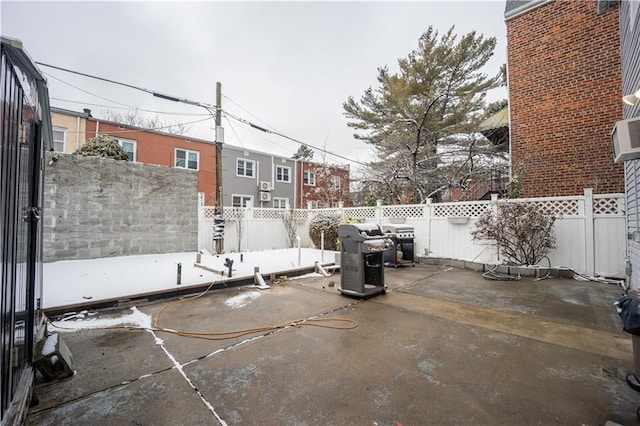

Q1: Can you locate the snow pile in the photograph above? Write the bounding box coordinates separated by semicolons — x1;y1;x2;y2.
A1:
51;307;152;332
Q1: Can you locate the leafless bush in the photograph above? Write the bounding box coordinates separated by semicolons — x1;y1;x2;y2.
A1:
471;202;556;265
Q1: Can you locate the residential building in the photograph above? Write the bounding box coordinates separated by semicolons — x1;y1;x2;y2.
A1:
296;161;350;208
221;144;296;208
50;107;91;153
50;108;218;205
505;0;624;197
618;0;640;290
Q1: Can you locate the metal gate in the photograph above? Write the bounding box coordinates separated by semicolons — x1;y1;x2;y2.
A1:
1;37;50;424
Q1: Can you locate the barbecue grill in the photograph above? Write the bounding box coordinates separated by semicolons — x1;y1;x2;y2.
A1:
338;223;392;297
381;223;416;267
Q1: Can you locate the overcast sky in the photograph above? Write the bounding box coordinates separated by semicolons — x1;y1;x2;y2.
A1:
1;1;507;171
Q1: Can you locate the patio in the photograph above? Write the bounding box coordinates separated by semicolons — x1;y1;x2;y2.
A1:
27;264;638;425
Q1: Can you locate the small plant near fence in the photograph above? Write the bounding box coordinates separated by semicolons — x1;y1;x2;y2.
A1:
471;202;557;266
308;213;358;251
282;208;298;248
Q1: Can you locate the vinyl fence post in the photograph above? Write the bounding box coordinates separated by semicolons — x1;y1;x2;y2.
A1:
376;199;383;225
584;188;595;276
425;198;432;257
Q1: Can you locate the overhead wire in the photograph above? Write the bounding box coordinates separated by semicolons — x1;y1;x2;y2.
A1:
39;61;368;166
44;71;134;108
223;94;281;133
223;110;368;167
50;97;210;117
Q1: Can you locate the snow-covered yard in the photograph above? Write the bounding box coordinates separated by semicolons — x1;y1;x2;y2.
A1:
43;248;338;309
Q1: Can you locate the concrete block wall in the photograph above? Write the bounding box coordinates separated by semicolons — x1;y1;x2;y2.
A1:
507;0;624;197
44;153;199;262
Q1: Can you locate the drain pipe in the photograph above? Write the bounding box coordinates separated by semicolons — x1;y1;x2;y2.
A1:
321;231;324;262
295;235;301;266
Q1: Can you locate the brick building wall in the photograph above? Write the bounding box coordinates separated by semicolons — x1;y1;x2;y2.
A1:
295;161;350;208
507;0;624;197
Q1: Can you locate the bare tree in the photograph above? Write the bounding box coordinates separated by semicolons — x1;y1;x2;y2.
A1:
101;109;190;135
281;207;298;248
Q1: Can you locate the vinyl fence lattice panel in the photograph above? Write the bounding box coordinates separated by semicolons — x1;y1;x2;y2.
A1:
432;203;489;218
203;208;217;219
343;207;376;220
593;196;625;215
382;205;425;218
252;208;286;220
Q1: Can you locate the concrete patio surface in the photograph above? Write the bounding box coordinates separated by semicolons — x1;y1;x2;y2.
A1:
27;264;640;425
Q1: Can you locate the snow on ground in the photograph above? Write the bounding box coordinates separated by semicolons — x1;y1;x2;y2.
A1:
43;248;338;309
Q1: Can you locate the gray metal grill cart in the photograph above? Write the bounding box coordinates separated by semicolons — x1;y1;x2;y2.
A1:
381;223;416;267
338;223;391;298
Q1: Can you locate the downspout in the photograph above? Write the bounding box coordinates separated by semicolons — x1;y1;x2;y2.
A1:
293;158;298;209
76;116;81;150
256;160;260;207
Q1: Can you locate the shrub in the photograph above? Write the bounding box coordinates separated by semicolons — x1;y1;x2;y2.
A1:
308;213;342;250
471;202;556;265
74;134;129;160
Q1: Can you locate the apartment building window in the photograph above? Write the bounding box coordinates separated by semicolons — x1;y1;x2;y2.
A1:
175;148;199;170
52;127;66;152
237;158;255;178
117;138;137;162
276;165;291;183
273;197;289;209
303;171;316;186
232;195;253;208
331;175;341;189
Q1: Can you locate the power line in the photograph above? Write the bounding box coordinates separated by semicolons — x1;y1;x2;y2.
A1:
224;111;368;167
38;61;368;167
44;71;134;108
50;97;210;117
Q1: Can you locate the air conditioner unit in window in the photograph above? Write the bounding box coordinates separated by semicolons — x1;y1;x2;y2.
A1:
259;191;271;202
612;116;640;162
259;181;272;191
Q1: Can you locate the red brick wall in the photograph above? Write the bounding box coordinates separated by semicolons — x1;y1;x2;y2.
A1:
85;120;218;205
507;0;624;197
295;161;350;208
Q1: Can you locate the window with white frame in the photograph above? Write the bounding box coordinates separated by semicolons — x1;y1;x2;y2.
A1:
232;195;253;208
303;171;316;186
52;127;66;152
273;197;289;209
175;148;199;170
330;175;341;189
117;138;137;162
276;165;291;183
237;158;255;178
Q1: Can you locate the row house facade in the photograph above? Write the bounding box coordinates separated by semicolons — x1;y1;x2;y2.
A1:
50;107;218;205
296;160;350;208
50;108;350;208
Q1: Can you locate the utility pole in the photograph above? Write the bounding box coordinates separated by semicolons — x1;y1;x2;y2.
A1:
215;82;224;254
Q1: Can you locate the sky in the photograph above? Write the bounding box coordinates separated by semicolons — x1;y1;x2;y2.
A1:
1;1;508;174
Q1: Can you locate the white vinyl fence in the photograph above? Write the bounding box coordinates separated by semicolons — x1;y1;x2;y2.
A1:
198;189;626;276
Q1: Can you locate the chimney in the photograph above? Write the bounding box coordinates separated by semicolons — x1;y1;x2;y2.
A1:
83;108;92;117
